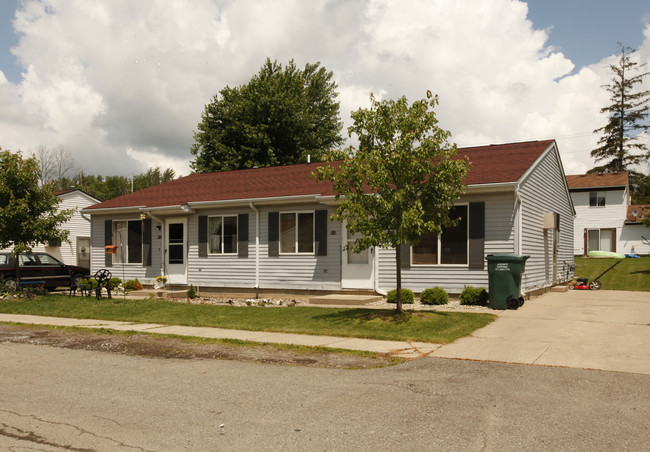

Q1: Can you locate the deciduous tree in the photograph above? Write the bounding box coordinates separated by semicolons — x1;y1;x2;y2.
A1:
190;58;344;172
0;148;73;286
316;92;470;313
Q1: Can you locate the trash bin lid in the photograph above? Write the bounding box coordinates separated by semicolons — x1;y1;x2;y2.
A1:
486;254;530;262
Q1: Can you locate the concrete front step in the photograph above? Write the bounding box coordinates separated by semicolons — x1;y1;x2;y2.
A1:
309;294;384;306
550;285;569;293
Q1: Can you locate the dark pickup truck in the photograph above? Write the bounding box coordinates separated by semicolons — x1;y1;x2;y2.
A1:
0;252;90;292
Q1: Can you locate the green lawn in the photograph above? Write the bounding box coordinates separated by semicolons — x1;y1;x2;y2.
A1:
573;256;650;291
0;295;495;344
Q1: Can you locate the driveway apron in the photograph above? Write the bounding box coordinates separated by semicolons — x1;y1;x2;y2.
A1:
432;290;650;374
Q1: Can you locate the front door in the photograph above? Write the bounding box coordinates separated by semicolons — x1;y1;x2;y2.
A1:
166;218;187;285
341;225;374;289
77;237;90;268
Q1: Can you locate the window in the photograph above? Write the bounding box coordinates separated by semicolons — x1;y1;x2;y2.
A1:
412;205;468;265
587;228;614;253
113;220;143;264
0;255;6;265
589;191;606;207
38;254;60;265
208;216;238;254
280;212;314;254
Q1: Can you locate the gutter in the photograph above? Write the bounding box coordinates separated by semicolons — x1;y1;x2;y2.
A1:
249;202;260;297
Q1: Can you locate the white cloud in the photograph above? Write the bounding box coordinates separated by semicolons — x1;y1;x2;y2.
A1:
1;0;649;178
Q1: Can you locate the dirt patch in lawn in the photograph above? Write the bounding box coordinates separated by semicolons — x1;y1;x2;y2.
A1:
0;324;402;369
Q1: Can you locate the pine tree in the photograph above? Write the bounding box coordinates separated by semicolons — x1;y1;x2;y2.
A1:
590;45;650;173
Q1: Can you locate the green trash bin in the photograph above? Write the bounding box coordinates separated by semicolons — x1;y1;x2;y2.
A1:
486;254;530;310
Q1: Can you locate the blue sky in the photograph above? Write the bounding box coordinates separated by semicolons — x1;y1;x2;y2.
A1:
0;1;649;176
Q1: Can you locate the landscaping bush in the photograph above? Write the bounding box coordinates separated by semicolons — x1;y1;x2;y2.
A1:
108;278;122;290
420;287;449;305
187;284;197;299
386;288;415;304
125;279;143;291
459;286;488;306
81;278;98;292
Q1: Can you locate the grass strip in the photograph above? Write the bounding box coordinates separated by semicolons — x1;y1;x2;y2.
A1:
0;295;495;343
573;256;650;291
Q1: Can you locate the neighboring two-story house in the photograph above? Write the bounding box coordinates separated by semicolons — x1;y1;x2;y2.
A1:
566;172;650;256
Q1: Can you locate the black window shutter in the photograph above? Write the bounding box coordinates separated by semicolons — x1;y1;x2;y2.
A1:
268;211;279;257
104;219;112;267
469;202;485;269
143;219;152;266
238;213;249;257
198;216;208;258
315;210;328;256
399;243;411;269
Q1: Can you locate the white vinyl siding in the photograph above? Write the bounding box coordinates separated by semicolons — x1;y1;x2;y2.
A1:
518;147;575;291
260;205;340;290
377;193;513;294
570;188;627;255
4;191;98;266
90;215;162;283
188;210;254;288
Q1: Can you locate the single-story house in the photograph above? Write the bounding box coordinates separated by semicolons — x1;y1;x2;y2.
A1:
83;139;575;295
566;172;650;255
3;188;98;267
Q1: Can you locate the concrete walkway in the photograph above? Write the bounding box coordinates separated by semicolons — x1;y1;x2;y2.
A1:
0;313;440;359
1;290;648;372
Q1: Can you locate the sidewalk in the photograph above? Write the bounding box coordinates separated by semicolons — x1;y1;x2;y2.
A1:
0;313;441;359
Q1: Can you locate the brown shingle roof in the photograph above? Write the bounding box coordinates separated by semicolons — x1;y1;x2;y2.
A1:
565;172;629;189
625;205;650;223
86;140;555;210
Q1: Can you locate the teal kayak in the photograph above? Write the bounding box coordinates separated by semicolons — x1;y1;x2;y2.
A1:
588;250;626;259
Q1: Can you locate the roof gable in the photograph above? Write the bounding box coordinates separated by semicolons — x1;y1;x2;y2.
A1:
87;139;555;211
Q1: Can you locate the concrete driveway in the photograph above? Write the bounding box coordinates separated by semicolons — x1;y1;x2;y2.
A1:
432;290;650;374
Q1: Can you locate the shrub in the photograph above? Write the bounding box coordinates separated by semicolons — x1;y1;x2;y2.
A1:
108;278;122;290
124;279;143;291
386;288;415;304
459;286;488;306
420;287;449;305
187;284;197;299
81;278;98;292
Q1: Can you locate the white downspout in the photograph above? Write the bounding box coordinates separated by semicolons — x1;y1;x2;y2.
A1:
374;245;386;296
249;202;260;297
514;187;523;255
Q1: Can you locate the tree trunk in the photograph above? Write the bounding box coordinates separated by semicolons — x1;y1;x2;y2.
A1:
395;245;403;313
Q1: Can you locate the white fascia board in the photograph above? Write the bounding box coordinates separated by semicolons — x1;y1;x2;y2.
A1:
81;206;147;215
186;194;323;209
462;182;517;194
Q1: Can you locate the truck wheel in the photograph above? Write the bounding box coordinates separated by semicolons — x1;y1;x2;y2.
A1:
2;278;17;292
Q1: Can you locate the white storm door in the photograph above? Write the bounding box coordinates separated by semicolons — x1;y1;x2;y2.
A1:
166;218;187;285
341;225;374;289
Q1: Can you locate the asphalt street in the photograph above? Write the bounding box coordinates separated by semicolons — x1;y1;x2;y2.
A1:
1;342;648;451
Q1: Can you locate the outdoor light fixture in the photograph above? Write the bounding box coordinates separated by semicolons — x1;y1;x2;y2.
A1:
140;213;146;220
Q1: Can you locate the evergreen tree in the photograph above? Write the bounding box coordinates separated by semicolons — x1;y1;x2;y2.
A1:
590;45;650;173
